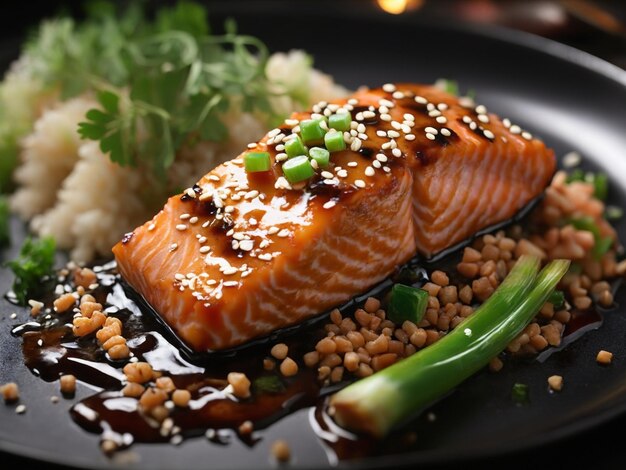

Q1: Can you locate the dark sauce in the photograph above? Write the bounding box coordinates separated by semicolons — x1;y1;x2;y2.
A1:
7;250;619;458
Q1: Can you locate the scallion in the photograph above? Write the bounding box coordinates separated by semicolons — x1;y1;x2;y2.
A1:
330;256;570;437
593;236;613;259
606;206;623;221
329;112;351;132
592;172;608;200
282;155;314;183
284;136;307;159
300;119;325;145
309;147;330;169
324;130;346;152
388;284;428;324
244;152;271;173
512;383;529;404
548;290;565;309
0;196;9;247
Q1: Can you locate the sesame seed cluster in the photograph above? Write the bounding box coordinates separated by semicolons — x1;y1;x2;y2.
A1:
163;83;536;303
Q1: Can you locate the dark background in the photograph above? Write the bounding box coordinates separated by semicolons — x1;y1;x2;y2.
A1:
1;1;625;469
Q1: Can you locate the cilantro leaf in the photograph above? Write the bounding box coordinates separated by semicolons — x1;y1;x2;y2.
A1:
6;237;56;304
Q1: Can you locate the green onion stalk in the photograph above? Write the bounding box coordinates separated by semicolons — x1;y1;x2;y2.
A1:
330;255;570;437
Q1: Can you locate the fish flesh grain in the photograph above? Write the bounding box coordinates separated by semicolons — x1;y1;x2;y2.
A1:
113;84;555;351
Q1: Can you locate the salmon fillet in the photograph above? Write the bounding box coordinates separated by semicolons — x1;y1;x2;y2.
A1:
113;84;555;352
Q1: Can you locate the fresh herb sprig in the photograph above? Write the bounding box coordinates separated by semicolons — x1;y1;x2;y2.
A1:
6;237;56;304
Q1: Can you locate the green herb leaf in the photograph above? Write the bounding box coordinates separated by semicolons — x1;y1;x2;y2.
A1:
512;383;529;404
253;375;285;394
6;237;56;305
0;196;10;247
547;290;565;309
436;78;459;96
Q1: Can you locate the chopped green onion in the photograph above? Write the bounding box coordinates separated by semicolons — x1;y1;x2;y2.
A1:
570;216;600;239
606;206;623;221
324;130;346;152
0;196;9;247
284;136;307;159
593;236;613;259
282;155;314;183
328;112;351;132
388;284;428;324
436;78;459;96
512;383;529;404
309;147;330;169
244;152;271;173
566;169;585;183
548;290;565;309
592;172;608;200
253;375;285;394
300;119;325;145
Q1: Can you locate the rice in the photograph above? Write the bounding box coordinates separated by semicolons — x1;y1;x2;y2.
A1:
10;51;347;262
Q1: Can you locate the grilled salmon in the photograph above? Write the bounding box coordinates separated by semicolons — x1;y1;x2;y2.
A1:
113;84;555;352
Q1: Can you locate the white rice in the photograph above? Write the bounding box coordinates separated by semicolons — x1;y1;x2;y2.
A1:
10;51;347;262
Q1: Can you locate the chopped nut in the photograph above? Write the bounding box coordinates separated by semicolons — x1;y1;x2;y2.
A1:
122;382;145;398
54;293;77;313
548;375;563;392
74;268;97;289
280;357;299;377
597;350;613;365
172;389;191;408
1;382;19;402
271;440;291;462
228;372;251;399
123;362;154;384
238;420;254;436
270;343;289;360
60;374;76;395
139;387;168;410
156;376;176;394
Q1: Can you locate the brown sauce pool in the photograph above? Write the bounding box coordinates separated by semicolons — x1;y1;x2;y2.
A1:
7;258;614;457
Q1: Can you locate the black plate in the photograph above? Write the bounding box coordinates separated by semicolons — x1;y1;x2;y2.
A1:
1;3;626;469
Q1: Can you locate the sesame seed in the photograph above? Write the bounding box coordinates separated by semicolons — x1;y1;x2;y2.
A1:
247;143;257;149
277;229;290;238
462;116;472;124
258;253;272;261
382;83;396;92
387;130;400;138
510;125;521;134
425;127;438;135
427;103;435;111
223;281;239;287
373;160;382;168
376;154;388;162
355;112;364;121
350;139;362;151
347;161;358;167
392;91;404;99
380;114;392;122
392;148;402;157
391;121;402;130
354;179;366;188
209;175;220;182
259;240;270;249
475;105;487;114
275;153;288;162
357;123;366;134
239;240;254;251
170;243;178;252
363;111;376;119
348;98;358;105
310;159;319;170
401;124;412;133
469;122;477;130
437;103;449;111
175;273;185;281
562;151;581;168
358;133;368;141
337;169;348;178
483;129;495;140
428;110;441;117
268;128;281;138
441;128;452;137
274;177;292;190
245;190;259;200
379;106;389;115
383;166;391;173
15;405;26;414
478;114;490;124
268;226;280;235
403;113;415;122
189;217;198;224
405;134;416;141
522;131;533;140
176;224;187;231
502;118;511;128
323;200;336;209
148;223;156;231
199;246;210;253
180;213;191;220
365;166;375;177
275;144;285;151
321;171;334;179
415;96;428;104
224;206;235;214
223;267;238;276
379;99;394;108
377;130;387;137
436;116;447;124
426;133;436;141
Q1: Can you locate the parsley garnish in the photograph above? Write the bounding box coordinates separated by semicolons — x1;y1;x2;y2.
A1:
6;237;56;304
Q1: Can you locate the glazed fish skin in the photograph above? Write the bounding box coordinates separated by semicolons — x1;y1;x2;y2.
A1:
113;84;555;351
